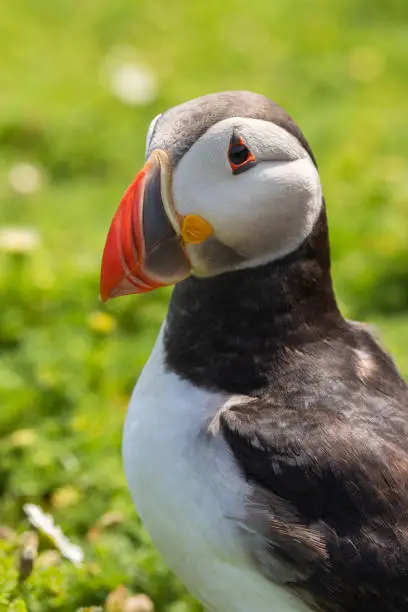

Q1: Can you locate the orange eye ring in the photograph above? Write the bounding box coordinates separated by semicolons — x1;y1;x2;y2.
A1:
228;136;256;174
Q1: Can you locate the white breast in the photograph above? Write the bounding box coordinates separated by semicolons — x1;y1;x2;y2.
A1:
122;324;312;612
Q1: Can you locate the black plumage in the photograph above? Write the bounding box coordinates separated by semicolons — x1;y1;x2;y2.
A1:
164;159;408;612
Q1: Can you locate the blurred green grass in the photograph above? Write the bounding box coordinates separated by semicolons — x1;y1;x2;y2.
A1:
0;0;407;609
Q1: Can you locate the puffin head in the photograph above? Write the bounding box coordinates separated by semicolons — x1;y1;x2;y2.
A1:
100;91;323;301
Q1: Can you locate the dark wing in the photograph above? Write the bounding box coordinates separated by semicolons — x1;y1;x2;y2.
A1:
220;393;408;612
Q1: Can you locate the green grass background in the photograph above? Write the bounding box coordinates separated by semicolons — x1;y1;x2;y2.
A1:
0;0;407;609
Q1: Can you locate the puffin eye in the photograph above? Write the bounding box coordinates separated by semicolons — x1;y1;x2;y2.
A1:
229;143;249;165
228;136;256;175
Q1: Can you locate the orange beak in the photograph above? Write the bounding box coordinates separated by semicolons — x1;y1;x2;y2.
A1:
100;150;191;301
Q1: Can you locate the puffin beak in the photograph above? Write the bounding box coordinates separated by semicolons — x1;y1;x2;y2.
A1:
100;150;191;301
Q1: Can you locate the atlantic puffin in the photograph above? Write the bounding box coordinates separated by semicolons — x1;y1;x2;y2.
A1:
100;91;408;612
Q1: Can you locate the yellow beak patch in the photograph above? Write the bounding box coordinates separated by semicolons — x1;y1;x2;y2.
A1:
180;214;213;245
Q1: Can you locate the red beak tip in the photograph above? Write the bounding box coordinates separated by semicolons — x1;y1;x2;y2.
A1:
99;281;117;302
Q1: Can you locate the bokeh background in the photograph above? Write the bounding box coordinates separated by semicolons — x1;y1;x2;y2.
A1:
1;0;407;610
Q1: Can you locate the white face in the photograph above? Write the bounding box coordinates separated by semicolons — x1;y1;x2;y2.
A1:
170;117;322;277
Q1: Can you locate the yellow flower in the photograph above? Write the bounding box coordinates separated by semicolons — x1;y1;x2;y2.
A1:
87;311;117;334
9;429;37;447
348;46;385;83
51;486;81;509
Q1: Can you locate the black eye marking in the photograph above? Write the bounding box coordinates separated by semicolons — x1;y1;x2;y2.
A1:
227;134;256;175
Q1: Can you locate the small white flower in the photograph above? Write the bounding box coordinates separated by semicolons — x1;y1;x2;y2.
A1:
102;46;158;106
23;503;84;565
110;62;158;105
9;162;42;195
0;227;41;253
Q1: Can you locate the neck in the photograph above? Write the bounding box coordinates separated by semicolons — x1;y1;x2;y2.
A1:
164;207;343;393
